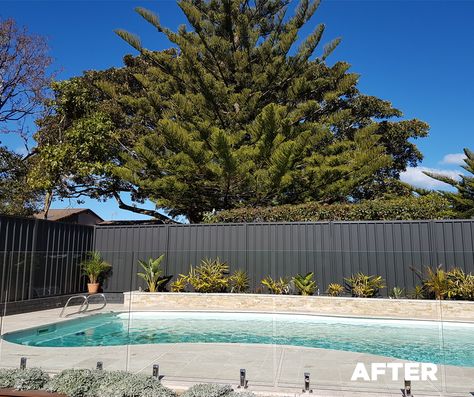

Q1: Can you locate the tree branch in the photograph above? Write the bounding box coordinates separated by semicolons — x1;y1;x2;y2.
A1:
112;191;177;223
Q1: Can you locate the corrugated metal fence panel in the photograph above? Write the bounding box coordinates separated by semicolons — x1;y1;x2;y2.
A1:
94;219;474;295
0;215;94;303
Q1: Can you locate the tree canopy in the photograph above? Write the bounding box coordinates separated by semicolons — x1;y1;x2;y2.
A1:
0;18;50;216
424;148;474;218
31;0;429;222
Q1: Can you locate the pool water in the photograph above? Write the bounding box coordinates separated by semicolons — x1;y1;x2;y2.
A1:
3;311;474;367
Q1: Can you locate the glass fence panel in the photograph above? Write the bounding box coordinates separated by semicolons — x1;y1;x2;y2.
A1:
0;249;473;395
0;251;135;373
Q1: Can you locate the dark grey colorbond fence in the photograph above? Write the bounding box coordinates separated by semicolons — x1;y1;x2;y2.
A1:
1;215;473;301
94;219;474;295
0;215;94;303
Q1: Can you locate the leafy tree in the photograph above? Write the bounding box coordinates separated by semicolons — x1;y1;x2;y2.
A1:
32;0;428;222
29;61;174;222
0;18;51;216
0;18;52;132
423;148;474;218
0;146;42;216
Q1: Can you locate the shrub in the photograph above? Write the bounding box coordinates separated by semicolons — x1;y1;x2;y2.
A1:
187;258;230;293
389;287;404;299
344;273;385;298
204;194;453;223
422;266;450;300
261;276;290;294
230;270;250;293
409;285;425;299
293;272;317;296
446;268;474;300
326;283;344;296
45;369;105;397
170;274;188;292
181;384;233;397
0;369;16;388
0;368;49;391
96;371;175;397
227;392;257;397
137;255;167;292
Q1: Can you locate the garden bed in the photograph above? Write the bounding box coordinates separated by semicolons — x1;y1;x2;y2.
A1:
123;291;474;322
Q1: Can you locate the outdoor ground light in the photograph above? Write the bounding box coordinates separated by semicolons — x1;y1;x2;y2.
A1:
404;379;412;396
303;372;313;393
153;364;159;379
96;361;103;370
20;357;27;369
238;368;247;388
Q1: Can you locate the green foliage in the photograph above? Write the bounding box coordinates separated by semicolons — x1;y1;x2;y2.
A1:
0;368;49;391
46;370;175;397
344;273;385;298
409;285;426;299
181;383;233;397
204;194;453;223
293;272;317;296
170;274;189;292
45;369;105;397
422;266;450;300
96;371;175;397
81;251;111;284
187;258;230;293
326;283;344;296
33;0;429;222
0;146;43;216
230;270;250;293
137;255;166;292
261;276;290;295
447;268;474;300
389;287;405;299
423;148;474;218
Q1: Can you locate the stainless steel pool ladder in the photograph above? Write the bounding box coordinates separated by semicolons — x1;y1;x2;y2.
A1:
59;293;107;318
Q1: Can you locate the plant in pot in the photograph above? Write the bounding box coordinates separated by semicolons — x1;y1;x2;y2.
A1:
81;251;111;294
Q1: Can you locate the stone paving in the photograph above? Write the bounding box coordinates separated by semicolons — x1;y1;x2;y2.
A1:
0;306;473;397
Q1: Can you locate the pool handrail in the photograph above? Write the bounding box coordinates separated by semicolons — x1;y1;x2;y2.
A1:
59;294;107;318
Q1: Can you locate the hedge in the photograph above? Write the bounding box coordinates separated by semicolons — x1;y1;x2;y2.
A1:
204;194;454;223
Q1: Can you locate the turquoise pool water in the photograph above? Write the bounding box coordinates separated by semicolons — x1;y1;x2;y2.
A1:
3;311;474;367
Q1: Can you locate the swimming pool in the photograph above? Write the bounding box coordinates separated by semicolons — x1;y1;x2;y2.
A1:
3;311;474;367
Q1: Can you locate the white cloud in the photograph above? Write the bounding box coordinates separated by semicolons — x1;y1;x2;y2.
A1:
400;166;461;190
440;153;466;166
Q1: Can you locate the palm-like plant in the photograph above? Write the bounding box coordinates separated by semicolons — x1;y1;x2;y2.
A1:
230;270;250;293
81;251;111;284
344;273;385;298
137;255;166;292
326;283;344;296
424;266;449;300
293;272;317;296
261;276;290;294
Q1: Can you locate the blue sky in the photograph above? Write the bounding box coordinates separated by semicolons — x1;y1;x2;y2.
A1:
1;0;472;220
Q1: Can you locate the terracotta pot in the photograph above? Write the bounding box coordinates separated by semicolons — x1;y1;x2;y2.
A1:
87;283;100;294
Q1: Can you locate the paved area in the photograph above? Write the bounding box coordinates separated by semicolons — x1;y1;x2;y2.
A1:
0;307;473;397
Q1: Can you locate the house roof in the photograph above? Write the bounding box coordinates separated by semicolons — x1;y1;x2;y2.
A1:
34;208;103;222
98;219;165;226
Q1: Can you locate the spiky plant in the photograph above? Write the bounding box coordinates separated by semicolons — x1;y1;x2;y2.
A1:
137;255;166;292
293;272;317;296
326;283;344;296
261;276;290;295
81;251;111;284
230;269;250;293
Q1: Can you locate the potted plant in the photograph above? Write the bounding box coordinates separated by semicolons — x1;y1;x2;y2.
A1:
81;251;111;294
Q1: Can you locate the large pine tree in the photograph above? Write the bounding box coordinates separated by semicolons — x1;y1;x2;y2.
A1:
424;148;474;218
32;0;429;222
